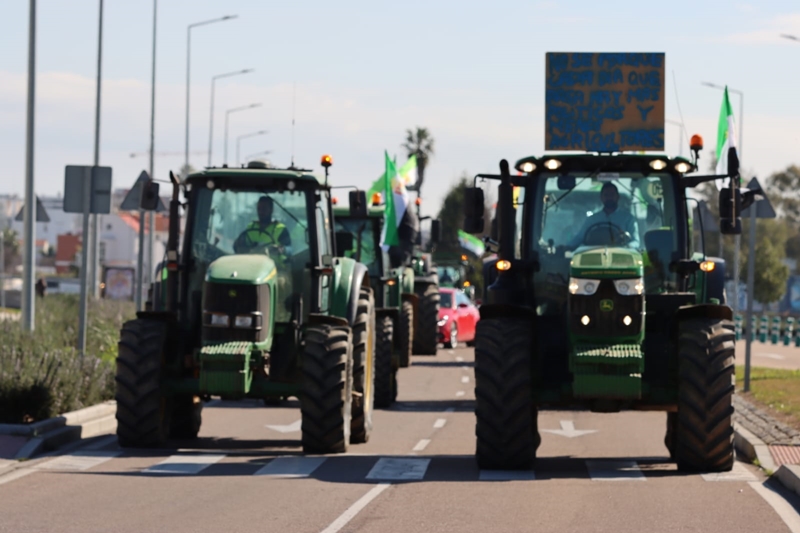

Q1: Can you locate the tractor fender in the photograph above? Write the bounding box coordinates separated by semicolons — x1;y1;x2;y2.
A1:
307;313;349;328
401;267;415;296
702;257;727;304
331;257;369;325
676;303;733;322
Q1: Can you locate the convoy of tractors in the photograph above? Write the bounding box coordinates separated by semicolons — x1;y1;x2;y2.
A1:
116;52;746;474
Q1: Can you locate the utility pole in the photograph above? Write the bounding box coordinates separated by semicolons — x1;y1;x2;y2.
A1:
22;0;37;331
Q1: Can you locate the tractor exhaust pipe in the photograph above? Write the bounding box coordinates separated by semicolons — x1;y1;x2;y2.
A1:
497;159;514;261
165;171;181;312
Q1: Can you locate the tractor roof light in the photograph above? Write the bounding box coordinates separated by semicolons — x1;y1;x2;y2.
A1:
514;157;538;174
674;160;693;174
690;134;704;152
332;197;338;205
371;192;382;205
649;159;668;171
700;260;715;272
496;259;512;271
320;154;333;168
543;159;562;170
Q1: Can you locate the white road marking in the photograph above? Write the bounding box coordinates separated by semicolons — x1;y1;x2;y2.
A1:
318;483;391;533
254;456;326;478
433;419;447;429
702;462;758;482
541;420;598;438
749;481;800;533
455;391;466;397
461;376;470;383
143;454;225;475
412;439;431;452
266;419;302;433
586;460;645;481
461;365;470;371
448;350;455;355
479;470;536;481
755;352;786;360
37;451;121;471
455;356;464;362
81;435;118;451
0;467;35;486
366;458;431;480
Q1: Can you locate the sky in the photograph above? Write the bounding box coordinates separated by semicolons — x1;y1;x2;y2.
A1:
1;0;800;218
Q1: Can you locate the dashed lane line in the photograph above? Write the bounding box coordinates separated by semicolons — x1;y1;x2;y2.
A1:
455;391;465;397
461;376;470;383
318;483;391;533
412;439;431;452
433;419;447;429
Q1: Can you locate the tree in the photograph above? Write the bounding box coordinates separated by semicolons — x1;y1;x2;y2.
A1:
741;237;790;305
2;228;20;273
402;127;435;197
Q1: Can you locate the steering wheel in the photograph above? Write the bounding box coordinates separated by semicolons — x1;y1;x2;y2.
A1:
583;222;631;246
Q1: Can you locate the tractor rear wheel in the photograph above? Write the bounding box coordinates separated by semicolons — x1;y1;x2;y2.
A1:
664;412;677;460
475;318;538;470
301;324;353;454
375;315;396;408
170;395;202;440
413;283;439;356
351;288;376;444
676;318;735;472
115;319;171;448
397;300;414;367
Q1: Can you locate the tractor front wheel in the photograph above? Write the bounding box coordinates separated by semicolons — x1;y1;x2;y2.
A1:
475;318;538;470
397;300;414;367
676;318;735;472
375;315;396;408
351;288;376;444
115;319;171;448
301;325;353;454
413;283;439;356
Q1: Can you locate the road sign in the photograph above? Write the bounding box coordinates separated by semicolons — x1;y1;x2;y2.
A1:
14;195;50;222
545;52;665;152
741;177;776;219
63;165;112;214
120;171;167;212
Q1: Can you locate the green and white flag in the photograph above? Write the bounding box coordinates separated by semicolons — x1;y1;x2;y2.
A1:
458;229;485;257
714;86;738;188
380;151;402;247
368;155;417;198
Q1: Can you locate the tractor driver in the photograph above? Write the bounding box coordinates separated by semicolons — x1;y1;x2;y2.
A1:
233;196;292;263
564;182;640;250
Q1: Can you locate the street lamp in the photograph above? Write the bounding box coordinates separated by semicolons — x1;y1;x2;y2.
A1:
236;131;268;167
208;68;254;167
184;14;237;174
224;103;261;165
665;119;685;157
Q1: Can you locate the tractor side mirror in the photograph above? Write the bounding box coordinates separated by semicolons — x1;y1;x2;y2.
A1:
463;187;485;234
490;216;498;241
335;231;354;255
430;219;441;243
727;146;740;179
719;187;742;235
140;180;160;211
349;190;367;218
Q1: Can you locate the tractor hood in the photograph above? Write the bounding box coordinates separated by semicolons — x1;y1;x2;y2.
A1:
570;247;643;279
205;254;277;285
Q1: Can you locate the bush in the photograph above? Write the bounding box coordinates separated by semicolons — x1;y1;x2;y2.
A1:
0;295;135;423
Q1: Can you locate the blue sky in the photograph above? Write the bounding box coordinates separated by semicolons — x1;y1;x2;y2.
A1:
2;0;800;216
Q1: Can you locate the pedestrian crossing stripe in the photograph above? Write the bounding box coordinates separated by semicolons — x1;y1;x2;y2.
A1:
143;454;225;475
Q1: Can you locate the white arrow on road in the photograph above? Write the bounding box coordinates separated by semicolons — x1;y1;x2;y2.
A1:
266;419;301;433
541;420;597;438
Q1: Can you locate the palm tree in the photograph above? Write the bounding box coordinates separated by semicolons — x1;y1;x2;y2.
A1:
402;127;435;197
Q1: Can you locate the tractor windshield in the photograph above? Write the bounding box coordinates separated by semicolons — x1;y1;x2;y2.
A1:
530;173;681;308
334;218;382;277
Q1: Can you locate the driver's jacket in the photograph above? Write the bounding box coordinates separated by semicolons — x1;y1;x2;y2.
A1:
566;208;640;250
237;220;291;263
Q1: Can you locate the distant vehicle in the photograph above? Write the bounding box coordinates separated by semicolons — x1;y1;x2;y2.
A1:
437;288;479;349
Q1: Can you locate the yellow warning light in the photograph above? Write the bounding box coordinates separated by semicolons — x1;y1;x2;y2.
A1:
463;281;471;287
496;260;511;271
320;154;333;168
415;197;422;206
371;192;382;205
690;135;703;152
332;197;338;205
700;261;715;272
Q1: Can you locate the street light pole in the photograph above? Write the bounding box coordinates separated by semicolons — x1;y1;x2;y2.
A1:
207;68;254;167
147;0;157;305
236;131;268;167
22;0;36;331
184;15;237;175
89;0;104;301
665;119;684;157
224;103;261;166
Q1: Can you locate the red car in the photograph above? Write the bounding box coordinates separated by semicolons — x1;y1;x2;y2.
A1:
437;288;480;348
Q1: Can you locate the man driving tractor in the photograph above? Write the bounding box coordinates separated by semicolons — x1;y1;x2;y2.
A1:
234;196;292;258
565;181;640;250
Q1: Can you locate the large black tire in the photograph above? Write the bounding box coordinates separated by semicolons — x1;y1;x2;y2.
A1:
374;315;396;408
170;395;202;440
351;288;376;444
413;283;439;356
475;318;538;470
115;319;170;448
676;318;735;472
301;325;353;454
665;412;677;460
397;300;414;367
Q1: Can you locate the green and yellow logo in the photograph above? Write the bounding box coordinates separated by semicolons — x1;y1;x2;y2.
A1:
228;289;237;298
599;299;614;312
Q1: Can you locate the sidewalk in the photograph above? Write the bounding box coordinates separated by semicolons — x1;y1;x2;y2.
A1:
734;394;800;465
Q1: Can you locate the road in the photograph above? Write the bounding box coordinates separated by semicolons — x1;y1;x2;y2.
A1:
736;340;800;371
2;346;800;533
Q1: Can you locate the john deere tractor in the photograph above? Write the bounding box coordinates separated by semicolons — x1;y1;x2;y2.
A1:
410;245;441;356
464;144;753;472
333;190;416;406
116;158;376;454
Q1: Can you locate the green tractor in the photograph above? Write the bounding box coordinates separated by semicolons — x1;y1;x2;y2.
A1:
116;158;377;454
464;145;751;472
333;190;416;406
435;252;476;300
409;237;441;356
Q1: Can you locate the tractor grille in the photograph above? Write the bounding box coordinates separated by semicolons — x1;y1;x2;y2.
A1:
202;282;270;343
569;280;643;338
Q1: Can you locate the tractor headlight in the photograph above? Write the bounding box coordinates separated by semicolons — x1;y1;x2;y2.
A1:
438;315;449;327
235;315;253;328
569;278;600;296
613;278;644;295
207;312;229;327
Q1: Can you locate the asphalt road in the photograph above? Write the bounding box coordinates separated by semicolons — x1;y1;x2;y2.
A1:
736;340;800;370
2;346;800;533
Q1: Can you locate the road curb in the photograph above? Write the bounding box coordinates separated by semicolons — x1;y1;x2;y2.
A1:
0;401;117;460
734;423;777;472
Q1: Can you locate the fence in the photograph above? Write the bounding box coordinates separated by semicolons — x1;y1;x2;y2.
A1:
734;314;800;346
